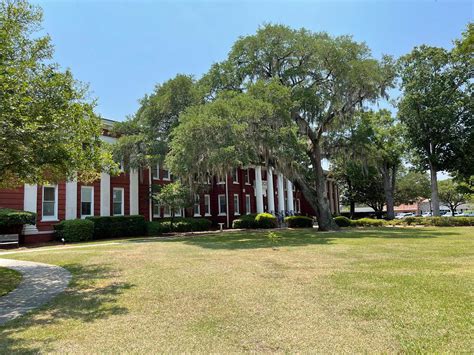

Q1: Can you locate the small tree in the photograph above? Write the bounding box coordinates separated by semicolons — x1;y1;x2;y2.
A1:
438;179;471;216
395;170;431;206
152;181;193;229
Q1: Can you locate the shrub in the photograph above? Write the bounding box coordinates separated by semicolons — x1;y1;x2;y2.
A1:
147;218;212;235
285;216;313;228
334;216;351;227
232;214;258;229
351;218;386;227
255;213;278;229
54;219;94;242
86;215;146;239
0;208;36;232
428;216;474;227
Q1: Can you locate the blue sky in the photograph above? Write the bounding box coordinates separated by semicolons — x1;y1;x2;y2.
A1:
36;0;472;121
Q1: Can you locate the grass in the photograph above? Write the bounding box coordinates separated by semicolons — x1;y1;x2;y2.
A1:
0;267;22;297
0;227;472;353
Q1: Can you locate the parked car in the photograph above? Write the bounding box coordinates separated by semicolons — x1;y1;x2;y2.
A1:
421;212;432;217
395;212;416;219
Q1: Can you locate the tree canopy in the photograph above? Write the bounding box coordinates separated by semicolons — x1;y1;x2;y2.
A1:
0;0;114;187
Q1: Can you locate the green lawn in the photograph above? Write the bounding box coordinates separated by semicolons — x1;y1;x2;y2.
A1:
0;227;472;353
0;267;22;297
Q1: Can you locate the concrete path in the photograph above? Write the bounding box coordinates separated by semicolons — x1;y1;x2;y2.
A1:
0;258;71;325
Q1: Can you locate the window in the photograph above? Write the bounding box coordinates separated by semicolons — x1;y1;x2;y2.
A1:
162;166;170;181
204;194;211;216
152;163;159;180
175;208;183;217
42;185;57;220
81;186;94;218
245;169;250;184
232;169;239;184
194;194;201;216
245;194;251;215
218;194;226;215
233;194;240;215
217;175;226;184
153;202;160;218
113;188;124;216
163;205;171;217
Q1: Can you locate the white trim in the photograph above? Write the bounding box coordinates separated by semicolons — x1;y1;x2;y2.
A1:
80;186;94;218
204;194;211;216
267;167;275;214
255;166;264;213
42;185;58;221
152;163;160;180
162;166;171;181
100;172;111;216
66;180;78;220
152;202;161;218
245;194;251;215
233;194;240;215
193;194;201;217
23;184;37;214
245;168;251;185
112;187;124;216
218;194;227;216
163;205;171;218
232;168;239;184
129;169;139;215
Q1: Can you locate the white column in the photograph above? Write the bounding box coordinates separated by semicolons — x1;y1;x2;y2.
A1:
255;166;264;213
328;180;334;214
129;169;139;215
267;168;275;214
277;173;285;214
65;180;78;220
23;184;39;235
100;172;110;216
286;179;294;214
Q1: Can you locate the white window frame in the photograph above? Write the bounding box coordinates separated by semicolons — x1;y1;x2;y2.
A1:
295;198;301;213
112;187;124;216
194;194;201;217
245;194;251;215
245;169;251;185
233;194;240;215
218;194;227;216
153;202;161;218
232;169;239;184
42;185;58;221
217;175;226;185
163;205;171;217
204;194;211;216
80;186;94;218
162;166;171;181
152;163;160;180
175;208;183;217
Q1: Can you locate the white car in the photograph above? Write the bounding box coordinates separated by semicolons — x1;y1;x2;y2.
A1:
395;212;416;219
421;212;432;217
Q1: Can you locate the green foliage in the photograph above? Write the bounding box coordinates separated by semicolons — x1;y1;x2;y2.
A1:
351;218;386;227
438;179;471;216
232;213;277;229
0;0;115;187
266;231;280;249
285;216;314;228
152;182;193;227
334;216;351;227
255;213;278;229
86;216;146;239
402;216;474;227
395;170;431;205
0;208;36;229
54;219;94;242
147;218;212;235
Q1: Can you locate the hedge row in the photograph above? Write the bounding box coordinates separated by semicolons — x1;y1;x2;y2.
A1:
334;215;474;227
147;218;212;235
232;213;278;229
54;219;94;242
0;208;36;229
85;215;146;239
285;216;314;228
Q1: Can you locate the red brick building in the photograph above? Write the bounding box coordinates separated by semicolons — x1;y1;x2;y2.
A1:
0;120;339;243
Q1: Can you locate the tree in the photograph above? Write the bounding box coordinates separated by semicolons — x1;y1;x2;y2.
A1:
112;74;201;171
438;179;471;216
169;24;396;230
395;170;431;205
398;24;473;216
332;159;386;218
0;0;113;187
152;181;193;229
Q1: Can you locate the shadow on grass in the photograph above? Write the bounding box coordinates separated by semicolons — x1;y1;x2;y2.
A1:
0;263;134;354
151;227;460;251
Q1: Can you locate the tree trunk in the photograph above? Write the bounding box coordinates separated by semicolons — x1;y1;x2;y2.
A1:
381;163;396;220
302;145;339;231
350;200;355;219
429;162;440;216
